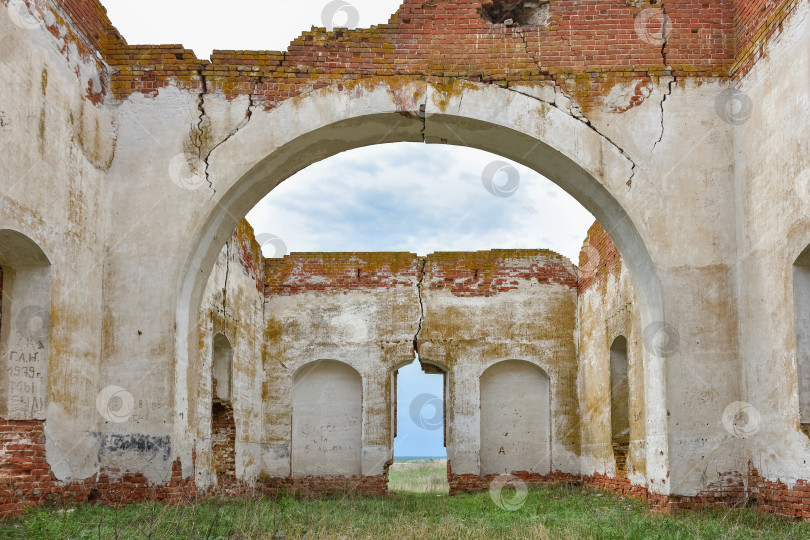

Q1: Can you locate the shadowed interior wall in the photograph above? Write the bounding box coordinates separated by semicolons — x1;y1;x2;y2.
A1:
480;360;550;475
212;333;233;402
292;360;363;476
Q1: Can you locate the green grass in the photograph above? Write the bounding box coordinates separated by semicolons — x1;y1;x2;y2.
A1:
388;458;449;493
1;478;808;539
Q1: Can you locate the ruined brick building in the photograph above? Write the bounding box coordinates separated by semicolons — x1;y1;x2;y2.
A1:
1;0;809;521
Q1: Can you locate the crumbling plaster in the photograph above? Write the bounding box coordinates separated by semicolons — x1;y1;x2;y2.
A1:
0;0;808;514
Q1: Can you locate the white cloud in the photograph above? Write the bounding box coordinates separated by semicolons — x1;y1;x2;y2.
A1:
247;143;595;263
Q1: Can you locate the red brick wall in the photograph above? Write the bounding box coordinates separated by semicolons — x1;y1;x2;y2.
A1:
424;250;577;296
42;0;806;102
211;402;235;479
98;0;736;110
264;253;421;296
732;0;802;77
449;459;810;519
232;220;265;293
0;420;195;518
578;221;623;295
52;0;117;52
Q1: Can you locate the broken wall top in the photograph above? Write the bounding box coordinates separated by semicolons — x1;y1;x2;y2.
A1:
43;0;803;111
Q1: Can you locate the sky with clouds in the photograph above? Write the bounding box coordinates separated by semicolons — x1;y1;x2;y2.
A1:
102;0;595;457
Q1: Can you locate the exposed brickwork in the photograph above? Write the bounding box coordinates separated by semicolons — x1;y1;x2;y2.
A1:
51;0;115;53
40;0;806;104
0;420;196;518
424;250;577;296
578;221;623;294
264;253;421;296
90;0;738;110
732;0;802;77
231;220;265;294
211;402;235;479
451;460;810;520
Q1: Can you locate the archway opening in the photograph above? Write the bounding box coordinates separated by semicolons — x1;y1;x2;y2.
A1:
178;96;666;494
389;356;448;493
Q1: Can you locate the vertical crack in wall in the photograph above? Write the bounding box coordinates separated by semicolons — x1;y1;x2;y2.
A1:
201;78;260;194
652;9;675;156
193;70;214;192
652;76;675;155
413;257;427;356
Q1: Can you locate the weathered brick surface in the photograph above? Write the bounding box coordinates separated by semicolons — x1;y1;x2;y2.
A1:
578;221;623;294
0;420;196;518
451;460;810;520
264;252;421;296
425;249;577;296
733;0;802;77
211;402;235;479
43;0;802;105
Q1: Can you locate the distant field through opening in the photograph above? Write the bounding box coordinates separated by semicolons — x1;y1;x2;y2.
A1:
389;357;449;493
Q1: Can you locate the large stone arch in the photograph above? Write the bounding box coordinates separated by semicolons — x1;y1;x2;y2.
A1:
172;79;668;493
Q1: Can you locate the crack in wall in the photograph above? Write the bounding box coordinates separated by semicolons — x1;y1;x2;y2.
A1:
192;70;214;192
652;6;675;156
194;73;259;195
504;85;637;187
413;257;426;356
652;76;676;155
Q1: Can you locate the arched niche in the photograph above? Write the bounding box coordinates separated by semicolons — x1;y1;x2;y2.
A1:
0;229;51;420
479;360;550;475
292;360;363;476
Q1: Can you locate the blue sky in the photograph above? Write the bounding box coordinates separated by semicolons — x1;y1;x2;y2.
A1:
102;1;596;455
394;359;446;457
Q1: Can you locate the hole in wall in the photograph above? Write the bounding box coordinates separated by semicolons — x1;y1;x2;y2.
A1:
479;0;551;27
